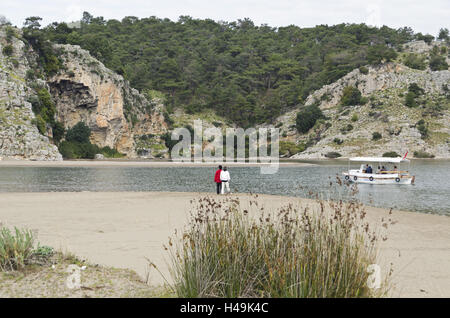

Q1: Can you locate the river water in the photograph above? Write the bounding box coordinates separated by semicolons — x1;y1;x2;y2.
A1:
0;160;449;215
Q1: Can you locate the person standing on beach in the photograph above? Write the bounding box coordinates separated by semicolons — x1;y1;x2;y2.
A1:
214;165;222;194
220;166;231;194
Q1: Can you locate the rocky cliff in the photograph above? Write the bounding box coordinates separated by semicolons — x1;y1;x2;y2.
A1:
1;26;168;160
0;27;62;160
274;41;450;159
48;44;167;158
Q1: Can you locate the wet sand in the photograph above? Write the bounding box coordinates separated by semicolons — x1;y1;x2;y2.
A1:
0;191;449;297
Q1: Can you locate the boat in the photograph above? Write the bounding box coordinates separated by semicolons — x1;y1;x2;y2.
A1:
342;156;415;185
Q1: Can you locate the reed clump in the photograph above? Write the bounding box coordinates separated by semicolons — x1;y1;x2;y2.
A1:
0;224;54;271
168;194;390;298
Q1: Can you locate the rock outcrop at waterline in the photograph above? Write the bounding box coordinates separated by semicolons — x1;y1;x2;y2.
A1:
0;28;62;160
48;44;167;157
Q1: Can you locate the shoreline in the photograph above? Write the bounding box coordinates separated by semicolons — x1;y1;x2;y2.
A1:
0;159;315;167
0;157;448;168
0;191;449;297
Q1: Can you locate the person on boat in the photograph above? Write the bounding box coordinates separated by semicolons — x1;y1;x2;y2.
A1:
220;166;231;194
393;166;398;171
366;165;373;174
380;166;387;173
214;165;222;194
363;164;369;173
377;166;381;174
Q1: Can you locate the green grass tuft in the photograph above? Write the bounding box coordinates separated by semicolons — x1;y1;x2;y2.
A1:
0;226;34;271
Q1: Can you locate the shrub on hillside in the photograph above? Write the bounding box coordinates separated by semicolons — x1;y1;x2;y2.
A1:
367;45;397;65
33;115;47;135
404;53;426;70
52;121;65;144
295;104;324;134
415;120;428;139
416;33;434;44
429;54;449;71
405;92;417;107
413;151;435;158
340;124;353;134
408;83;424;96
372;132;382;141
65;122;91;143
279;141;305;156
29;88;65;141
100;146;124;158
58;141;97;159
325;151;342;158
31;89;57;124
59;121;123;159
58;141;123;159
404;83;424;108
5;26;16;42
382;151;400;158
340;86;363;106
2;44;13;56
359;66;369;74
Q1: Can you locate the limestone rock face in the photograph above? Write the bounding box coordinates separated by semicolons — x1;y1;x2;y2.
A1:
272;43;450;159
0;27;62;161
48;44;167;158
304;63;450;110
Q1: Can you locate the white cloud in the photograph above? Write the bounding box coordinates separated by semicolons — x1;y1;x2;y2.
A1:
1;0;448;35
365;2;383;27
64;4;83;23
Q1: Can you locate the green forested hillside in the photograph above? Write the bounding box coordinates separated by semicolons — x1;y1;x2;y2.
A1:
27;13;427;126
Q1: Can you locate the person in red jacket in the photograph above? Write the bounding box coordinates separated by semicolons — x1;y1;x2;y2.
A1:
214;165;222;194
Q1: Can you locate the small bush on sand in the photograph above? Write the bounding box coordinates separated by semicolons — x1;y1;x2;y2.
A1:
0;226;34;271
0;225;55;271
167;194;389;298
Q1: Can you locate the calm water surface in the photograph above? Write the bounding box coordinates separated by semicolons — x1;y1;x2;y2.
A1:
0;160;449;215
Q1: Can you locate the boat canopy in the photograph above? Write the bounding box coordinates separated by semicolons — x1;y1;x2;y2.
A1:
349;157;410;163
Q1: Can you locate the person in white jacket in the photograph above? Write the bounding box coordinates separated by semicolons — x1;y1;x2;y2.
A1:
220;166;231;194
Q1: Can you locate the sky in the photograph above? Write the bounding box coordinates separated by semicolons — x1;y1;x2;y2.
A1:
1;0;449;36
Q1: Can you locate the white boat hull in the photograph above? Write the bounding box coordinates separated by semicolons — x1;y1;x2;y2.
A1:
342;172;414;185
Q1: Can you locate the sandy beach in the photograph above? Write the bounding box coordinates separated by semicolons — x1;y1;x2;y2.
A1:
0;191;449;298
